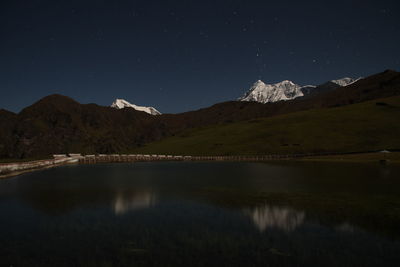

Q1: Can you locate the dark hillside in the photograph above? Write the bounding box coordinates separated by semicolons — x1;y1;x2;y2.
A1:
0;70;399;158
160;70;400;132
4;95;167;158
0;109;17;158
134;96;400;156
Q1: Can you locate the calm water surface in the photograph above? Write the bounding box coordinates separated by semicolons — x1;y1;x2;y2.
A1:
0;162;400;266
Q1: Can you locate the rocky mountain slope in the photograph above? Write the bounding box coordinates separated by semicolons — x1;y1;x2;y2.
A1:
0;95;167;158
111;99;161;115
239;77;362;103
0;70;399;159
239;80;305;103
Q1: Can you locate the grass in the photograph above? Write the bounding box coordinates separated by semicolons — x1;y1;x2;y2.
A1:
132;96;400;156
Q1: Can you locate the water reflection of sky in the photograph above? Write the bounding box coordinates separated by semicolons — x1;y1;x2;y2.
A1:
0;162;399;239
1;162;400;266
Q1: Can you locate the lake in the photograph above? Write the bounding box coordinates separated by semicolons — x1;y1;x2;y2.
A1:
0;161;400;266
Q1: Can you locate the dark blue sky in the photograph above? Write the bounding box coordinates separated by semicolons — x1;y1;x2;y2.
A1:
1;0;399;114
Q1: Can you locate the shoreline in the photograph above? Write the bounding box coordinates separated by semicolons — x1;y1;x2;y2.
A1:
0;156;81;179
1;152;398;179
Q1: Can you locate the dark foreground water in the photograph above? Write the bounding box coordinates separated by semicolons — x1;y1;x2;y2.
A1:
1;162;400;266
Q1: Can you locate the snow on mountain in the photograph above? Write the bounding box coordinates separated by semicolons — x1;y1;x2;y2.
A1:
239;80;304;103
239;76;362;104
111;99;161;115
331;77;362;87
299;85;317;95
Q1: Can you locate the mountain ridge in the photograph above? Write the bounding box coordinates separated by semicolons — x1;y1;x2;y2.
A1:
0;69;399;159
133;95;400;156
239;76;363;104
239;80;304;103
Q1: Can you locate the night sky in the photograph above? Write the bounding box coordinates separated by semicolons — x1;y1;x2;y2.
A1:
1;0;399;114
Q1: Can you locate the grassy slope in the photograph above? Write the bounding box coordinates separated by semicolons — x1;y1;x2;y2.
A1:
133;96;400;156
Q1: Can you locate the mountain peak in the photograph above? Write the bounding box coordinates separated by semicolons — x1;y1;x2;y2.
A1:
40;94;79;103
111;99;161;115
280;80;294;84
252;80;266;87
239;74;367;104
239;80;304;103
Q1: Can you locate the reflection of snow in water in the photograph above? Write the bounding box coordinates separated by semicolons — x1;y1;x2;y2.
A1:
113;191;156;215
244;205;305;232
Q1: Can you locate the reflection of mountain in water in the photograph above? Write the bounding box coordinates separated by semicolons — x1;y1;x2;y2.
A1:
244;205;305;232
113;191;156;215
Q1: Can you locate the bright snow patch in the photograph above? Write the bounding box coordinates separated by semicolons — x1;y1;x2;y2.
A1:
111;99;161;115
239;76;362;104
239;80;305;103
331;77;362;87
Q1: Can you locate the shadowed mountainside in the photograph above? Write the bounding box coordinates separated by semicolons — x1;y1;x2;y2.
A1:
0;70;399;158
133;95;400;155
0;95;168;158
160;69;400;131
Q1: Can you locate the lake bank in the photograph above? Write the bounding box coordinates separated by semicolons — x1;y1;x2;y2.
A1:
0;156;81;179
1;151;399;179
301;151;400;164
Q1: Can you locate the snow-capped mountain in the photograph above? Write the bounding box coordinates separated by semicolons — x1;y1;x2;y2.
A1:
331;77;362;87
111;99;161;115
239;80;305;103
239;76;362;104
